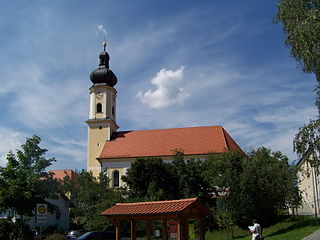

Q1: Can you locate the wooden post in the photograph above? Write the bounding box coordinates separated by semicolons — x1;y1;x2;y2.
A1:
162;219;168;240
177;219;181;240
131;219;137;240
182;218;189;240
178;217;187;240
199;217;205;240
111;218;121;240
178;217;189;240
146;220;152;240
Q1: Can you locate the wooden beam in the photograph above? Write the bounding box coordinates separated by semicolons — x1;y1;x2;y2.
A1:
177;219;181;240
110;218;121;240
199;217;205;240
178;217;189;240
162;219;168;240
131;219;137;240
146;220;152;240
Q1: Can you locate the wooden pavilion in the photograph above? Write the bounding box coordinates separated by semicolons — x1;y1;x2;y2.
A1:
101;198;211;240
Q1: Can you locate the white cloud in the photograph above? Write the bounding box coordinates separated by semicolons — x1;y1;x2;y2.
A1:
136;66;189;109
96;24;107;38
0;127;25;166
0;63;87;130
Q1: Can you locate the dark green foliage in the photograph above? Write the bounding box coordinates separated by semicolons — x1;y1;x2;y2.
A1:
0;135;58;216
122;149;300;226
62;170;123;231
0;218;12;239
172;151;212;203
204;149;300;226
122;158;180;201
204;152;245;226
0;218;33;240
275;0;320;80
238;148;300;224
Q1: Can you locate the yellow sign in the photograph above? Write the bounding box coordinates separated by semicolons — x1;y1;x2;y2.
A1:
36;204;47;216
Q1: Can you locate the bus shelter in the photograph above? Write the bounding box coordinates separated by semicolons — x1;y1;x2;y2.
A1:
101;198;211;240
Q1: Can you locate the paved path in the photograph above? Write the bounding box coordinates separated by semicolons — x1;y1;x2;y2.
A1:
304;229;320;240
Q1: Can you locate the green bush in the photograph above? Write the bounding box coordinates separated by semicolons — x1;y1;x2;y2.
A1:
44;233;67;240
0;218;13;239
0;218;33;240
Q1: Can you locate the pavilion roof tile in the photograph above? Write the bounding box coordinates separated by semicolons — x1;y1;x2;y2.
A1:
101;198;210;216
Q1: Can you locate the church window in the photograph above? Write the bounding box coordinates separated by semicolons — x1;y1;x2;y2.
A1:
113;170;120;188
97;103;102;113
112;107;115;115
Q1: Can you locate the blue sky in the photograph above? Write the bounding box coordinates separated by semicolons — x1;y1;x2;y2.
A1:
0;0;317;170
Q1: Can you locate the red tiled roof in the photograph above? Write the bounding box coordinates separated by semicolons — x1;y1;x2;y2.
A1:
99;126;244;159
101;198;210;216
49;169;76;181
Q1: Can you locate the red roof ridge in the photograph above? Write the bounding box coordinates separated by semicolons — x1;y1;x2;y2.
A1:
116;125;222;134
99;125;244;159
115;197;197;206
221;128;246;155
219;126;229;151
49;169;74;172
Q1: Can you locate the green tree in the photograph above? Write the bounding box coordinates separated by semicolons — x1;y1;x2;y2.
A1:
275;0;320;81
171;151;212;202
0;135;57;216
62;170;123;231
275;0;320;219
294;119;320;169
239;148;301;224
204;149;301;225
203;152;244;226
122;158;179;201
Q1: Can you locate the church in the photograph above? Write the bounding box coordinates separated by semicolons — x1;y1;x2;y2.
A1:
86;43;244;187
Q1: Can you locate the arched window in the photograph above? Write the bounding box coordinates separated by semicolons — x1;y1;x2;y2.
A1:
96;103;102;113
113;170;120;188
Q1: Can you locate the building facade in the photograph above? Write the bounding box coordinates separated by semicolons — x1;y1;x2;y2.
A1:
86;45;244;187
297;159;320;215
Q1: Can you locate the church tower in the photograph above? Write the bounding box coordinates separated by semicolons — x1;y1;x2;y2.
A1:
86;42;118;177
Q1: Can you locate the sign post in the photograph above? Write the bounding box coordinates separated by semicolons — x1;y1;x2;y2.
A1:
36;203;47;240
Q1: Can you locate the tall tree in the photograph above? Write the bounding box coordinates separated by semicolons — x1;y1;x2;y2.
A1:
275;1;320;218
122;158;180;201
171;151;212;203
239;148;301;224
62;170;123;231
275;0;320;81
0;135;58;216
203;152;244;226
204;149;301;225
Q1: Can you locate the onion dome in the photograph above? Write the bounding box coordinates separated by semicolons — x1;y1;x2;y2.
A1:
90;42;117;86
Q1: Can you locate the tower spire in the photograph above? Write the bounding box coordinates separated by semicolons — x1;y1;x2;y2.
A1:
89;42;117;86
103;41;107;52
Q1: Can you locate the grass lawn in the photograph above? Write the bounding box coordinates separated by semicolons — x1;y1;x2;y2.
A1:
206;216;320;240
